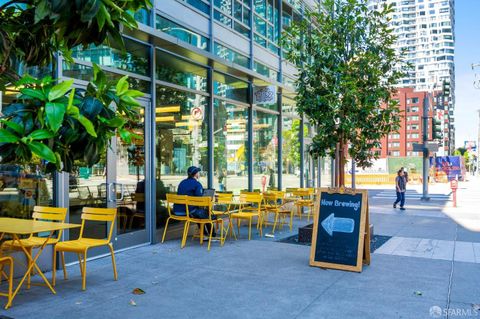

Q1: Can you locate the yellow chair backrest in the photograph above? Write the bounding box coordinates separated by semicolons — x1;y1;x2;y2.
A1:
166;194;188;217
217;192;233;203
31;206;68;240
292;188;310;197
79;207;117;242
186;196;213;217
239;193;262;204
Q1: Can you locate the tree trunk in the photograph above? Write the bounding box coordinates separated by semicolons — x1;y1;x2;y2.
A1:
335;140;346;188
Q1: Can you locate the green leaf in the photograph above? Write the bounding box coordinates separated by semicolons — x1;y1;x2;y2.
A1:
0;129;20;143
26;141;57;163
116;75;129;96
20;88;45;101
120;94;141;106
16;75;38;86
48;79;74;101
45;102;66;133
67;87;76;111
97;4;107;29
77;115;97;137
0;120;24;135
123;89;144;98
106;117;126;128
28;129;55;140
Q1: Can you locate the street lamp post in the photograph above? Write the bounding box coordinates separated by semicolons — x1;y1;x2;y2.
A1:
472;63;480;176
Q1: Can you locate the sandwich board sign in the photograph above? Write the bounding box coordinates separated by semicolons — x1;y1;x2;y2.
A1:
309;187;370;272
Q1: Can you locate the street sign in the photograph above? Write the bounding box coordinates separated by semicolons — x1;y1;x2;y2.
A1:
190;107;203;121
310;188;370;272
412;142;439;152
413;143;424;152
426;142;439;152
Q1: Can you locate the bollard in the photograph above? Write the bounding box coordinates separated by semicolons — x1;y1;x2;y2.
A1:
450;179;458;207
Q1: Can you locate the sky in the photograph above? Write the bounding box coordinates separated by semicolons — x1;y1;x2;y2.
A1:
454;0;480;148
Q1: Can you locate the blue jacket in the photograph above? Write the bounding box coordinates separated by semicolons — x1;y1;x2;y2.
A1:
173;177;203;215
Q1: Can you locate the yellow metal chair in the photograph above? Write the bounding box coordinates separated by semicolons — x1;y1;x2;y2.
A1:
1;206;68;288
52;207;118;291
230;193;263;240
263;191;293;234
293;188;315;221
213;192;235;239
162;194;190;248
0;257;13;308
185;196;224;250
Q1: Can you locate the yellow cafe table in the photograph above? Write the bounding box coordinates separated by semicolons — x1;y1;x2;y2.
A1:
0;217;80;309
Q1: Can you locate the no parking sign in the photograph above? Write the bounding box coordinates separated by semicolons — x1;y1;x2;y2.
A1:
191;107;204;121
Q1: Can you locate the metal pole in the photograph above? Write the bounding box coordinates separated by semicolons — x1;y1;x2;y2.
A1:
351;160;355;189
477;110;480;176
421;94;430;201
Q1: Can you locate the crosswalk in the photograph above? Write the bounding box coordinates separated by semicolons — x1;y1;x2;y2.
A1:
372;189;451;201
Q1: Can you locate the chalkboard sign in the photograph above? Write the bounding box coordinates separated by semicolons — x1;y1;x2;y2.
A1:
309;187;370;272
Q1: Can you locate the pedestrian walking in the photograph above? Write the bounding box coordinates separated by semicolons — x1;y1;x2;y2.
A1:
393;169;406;210
400;167;409;183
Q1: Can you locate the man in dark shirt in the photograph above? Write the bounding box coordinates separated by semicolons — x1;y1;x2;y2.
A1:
174;166;216;237
393;169;406;210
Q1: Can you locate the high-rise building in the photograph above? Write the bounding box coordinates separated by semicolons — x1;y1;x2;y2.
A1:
368;0;455;153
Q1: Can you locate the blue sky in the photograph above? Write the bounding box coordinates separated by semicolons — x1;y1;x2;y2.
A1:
454;0;480;147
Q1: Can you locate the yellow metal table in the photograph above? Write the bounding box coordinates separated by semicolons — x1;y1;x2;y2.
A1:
0;217;80;309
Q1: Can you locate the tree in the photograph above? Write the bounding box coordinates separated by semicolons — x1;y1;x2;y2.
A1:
0;0;151;172
282;0;404;187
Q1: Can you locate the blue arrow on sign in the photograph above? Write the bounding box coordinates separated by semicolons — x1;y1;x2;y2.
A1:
321;213;355;236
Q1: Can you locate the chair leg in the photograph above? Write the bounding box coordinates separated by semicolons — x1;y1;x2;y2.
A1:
236;219;241;236
161;217;171;243
81;251;87;291
26;247;32;289
52;248;57;287
272;213;279;234
248;218;252;240
289;212;293;231
108;244;118;281
199;225;204;245
61;251;67;280
181;222;189;248
207;223;213;251
4;258;13;308
220;220;225;246
77;254;84;279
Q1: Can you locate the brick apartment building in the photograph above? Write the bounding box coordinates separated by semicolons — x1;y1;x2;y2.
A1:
376;88;450;158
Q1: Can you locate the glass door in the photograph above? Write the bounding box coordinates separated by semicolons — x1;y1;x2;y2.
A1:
67;99;150;255
111;99;149;249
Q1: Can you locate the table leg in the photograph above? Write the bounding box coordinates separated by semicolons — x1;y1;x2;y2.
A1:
6;232;56;309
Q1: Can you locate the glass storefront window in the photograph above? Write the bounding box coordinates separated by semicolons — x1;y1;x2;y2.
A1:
71;38;150;76
156;50;208;92
253;61;278;81
214;42;250;68
253;111;278;190
155;86;208;228
213;0;251;38
213;99;249;193
133;8;151;26
282;117;301;189
116;110;146;235
156;15;209;51
62;63;151;93
184;0;210;14
0;164;53;219
213;72;249;103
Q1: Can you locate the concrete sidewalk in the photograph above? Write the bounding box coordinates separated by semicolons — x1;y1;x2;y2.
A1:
1;180;480;318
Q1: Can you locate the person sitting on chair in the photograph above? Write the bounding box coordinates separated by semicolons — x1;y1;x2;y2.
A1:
173;166;216;237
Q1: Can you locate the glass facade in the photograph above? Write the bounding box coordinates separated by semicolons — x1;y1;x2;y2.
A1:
0;1;328;253
213;99;249;192
253;111;278;190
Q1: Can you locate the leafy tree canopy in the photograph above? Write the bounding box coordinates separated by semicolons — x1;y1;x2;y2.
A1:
282;0;404;171
0;0;151;88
